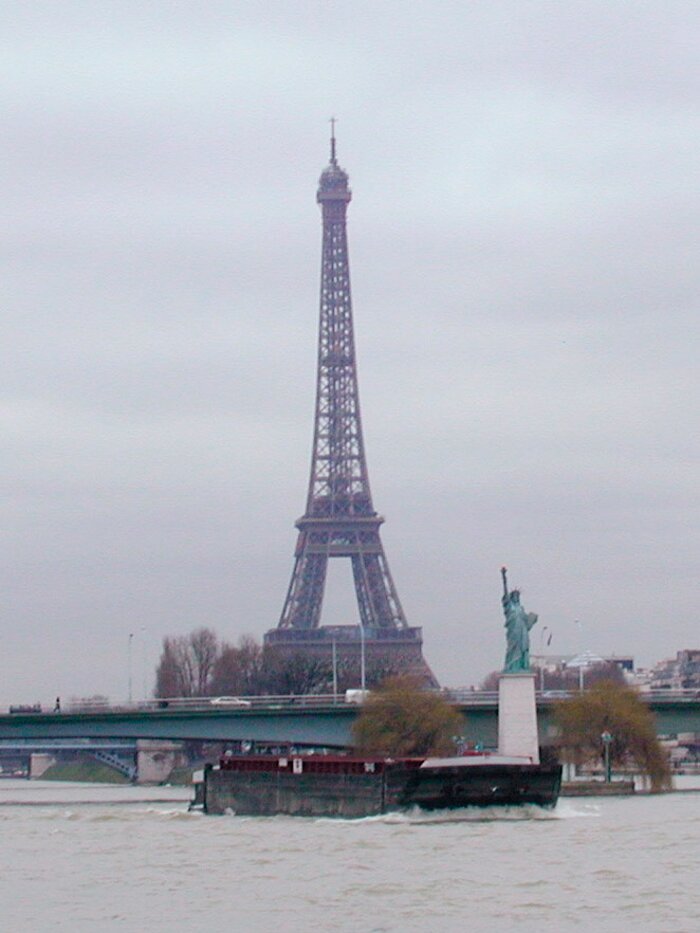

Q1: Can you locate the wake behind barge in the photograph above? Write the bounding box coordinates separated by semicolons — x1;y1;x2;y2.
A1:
197;752;562;817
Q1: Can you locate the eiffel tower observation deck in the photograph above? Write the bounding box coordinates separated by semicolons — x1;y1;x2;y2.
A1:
264;131;436;689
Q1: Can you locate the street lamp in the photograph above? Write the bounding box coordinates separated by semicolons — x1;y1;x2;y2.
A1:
539;625;550;692
601;730;613;783
140;626;147;700
331;637;338;700
574;620;584;691
359;622;366;693
128;632;134;703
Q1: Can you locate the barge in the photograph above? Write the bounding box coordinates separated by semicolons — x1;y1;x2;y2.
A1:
198;751;562;817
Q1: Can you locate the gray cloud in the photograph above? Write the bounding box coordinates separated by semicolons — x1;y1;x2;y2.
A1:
2;1;698;702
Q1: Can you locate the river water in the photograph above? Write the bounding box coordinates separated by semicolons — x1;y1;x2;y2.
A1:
2;778;700;932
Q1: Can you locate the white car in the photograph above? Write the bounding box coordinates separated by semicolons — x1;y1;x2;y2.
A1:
344;689;370;704
209;696;252;707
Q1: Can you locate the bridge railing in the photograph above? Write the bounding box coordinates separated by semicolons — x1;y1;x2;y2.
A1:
64;694;353;714
441;688;700;705
16;687;700;717
150;695;349;711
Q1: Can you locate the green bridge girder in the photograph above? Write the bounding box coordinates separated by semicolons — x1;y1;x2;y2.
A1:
0;695;698;749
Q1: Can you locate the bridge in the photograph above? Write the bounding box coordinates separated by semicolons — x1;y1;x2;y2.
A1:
0;738;139;780
1;691;699;751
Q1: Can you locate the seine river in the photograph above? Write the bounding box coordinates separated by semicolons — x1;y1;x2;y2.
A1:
2;779;700;932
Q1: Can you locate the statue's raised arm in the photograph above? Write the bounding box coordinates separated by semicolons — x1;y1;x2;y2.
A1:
500;567;538;673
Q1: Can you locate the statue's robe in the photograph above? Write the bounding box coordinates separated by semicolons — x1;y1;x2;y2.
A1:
503;595;538;673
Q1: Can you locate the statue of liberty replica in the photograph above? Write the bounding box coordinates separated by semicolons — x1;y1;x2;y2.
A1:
497;566;541;762
501;566;538;672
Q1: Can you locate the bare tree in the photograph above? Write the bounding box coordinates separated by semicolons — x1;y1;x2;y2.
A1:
262;653;332;695
481;662;626;693
154;628;219;697
210;635;263;696
189;627;219;695
155;637;189;697
479;670;501;691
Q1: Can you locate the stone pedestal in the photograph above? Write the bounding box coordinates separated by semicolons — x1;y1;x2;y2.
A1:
498;673;540;764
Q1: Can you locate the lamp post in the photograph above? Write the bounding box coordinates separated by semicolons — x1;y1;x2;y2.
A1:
359;622;366;693
140;626;147;700
332;637;338;701
539;625;550;692
574;620;584;691
127;632;134;704
601;730;613;783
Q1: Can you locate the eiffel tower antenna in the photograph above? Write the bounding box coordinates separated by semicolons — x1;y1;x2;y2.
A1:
329;116;337;164
264;137;436;688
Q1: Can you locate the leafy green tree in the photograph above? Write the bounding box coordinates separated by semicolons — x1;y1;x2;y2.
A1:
351;677;464;757
554;680;672;792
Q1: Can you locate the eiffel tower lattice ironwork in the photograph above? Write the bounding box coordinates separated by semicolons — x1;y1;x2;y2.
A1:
265;132;435;686
279;133;407;633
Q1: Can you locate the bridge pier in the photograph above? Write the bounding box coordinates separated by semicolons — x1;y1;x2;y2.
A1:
136;740;186;784
29;753;57;779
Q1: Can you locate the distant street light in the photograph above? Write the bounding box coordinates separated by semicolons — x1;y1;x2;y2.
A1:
332;637;338;700
574;620;585;692
140;626;147;700
601;730;613;782
539;626;550;692
359;623;366;693
128;632;134;703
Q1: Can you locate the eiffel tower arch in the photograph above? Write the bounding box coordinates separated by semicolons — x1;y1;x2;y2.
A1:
263;133;437;689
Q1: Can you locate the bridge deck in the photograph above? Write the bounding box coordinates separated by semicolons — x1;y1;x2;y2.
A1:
0;692;697;748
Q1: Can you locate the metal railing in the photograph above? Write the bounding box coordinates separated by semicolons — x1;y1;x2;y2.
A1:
10;687;700;717
63;694;351;714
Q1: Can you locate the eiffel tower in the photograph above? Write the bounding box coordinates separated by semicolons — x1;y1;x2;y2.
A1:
263;131;436;688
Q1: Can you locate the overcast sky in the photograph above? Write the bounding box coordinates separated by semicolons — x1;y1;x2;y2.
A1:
2;1;698;705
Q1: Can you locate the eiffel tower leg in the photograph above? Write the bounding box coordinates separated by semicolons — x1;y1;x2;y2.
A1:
352;551;407;630
279;539;328;631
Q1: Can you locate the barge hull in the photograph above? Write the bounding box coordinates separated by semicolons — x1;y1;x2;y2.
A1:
202;760;562;817
387;762;562;810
